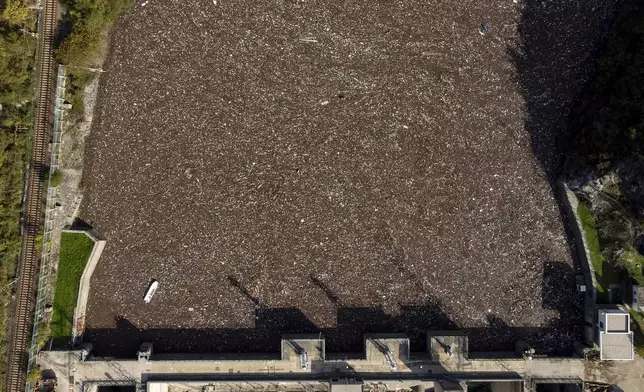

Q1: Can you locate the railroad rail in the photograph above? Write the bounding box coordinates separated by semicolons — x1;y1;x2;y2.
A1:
5;0;58;391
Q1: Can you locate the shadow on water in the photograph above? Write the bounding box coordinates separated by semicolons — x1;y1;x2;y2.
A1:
84;262;580;358
463;261;583;357
510;0;619;184
510;0;621;261
84;285;458;357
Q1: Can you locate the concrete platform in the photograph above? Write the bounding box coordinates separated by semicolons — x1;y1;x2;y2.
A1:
38;334;644;392
36;335;592;392
281;334;325;371
428;332;468;371
364;334;409;371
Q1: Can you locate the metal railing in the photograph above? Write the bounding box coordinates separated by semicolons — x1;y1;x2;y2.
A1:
26;65;66;388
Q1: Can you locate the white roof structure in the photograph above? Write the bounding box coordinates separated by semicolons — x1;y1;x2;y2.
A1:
597;308;634;360
600;333;634;360
148;383;169;392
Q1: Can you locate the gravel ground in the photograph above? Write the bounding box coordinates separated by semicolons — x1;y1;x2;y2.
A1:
81;0;618;356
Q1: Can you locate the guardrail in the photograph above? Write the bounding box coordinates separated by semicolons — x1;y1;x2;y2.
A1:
27;65;66;371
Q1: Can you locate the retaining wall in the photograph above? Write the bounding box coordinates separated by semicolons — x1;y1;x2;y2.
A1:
557;180;598;344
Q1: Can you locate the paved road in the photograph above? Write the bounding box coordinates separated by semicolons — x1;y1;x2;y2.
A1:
38;348;643;392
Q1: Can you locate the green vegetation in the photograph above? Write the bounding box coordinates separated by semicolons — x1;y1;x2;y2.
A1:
0;26;35;116
577;201;620;303
57;0;132;67
577;201;603;276
65;69;95;120
576;194;644;298
629;309;644;358
50;232;95;347
2;0;29;26
49;169;63;188
34;232;43;251
26;367;40;383
617;249;644;286
57;0;132;122
0;3;37;386
569;4;644;291
36;322;51;350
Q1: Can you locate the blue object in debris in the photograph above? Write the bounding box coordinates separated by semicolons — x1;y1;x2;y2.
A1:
482;24;489;32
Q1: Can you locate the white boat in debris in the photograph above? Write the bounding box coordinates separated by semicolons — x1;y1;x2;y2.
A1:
144;280;159;303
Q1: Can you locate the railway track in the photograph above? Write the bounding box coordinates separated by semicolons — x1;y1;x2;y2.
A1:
5;0;58;391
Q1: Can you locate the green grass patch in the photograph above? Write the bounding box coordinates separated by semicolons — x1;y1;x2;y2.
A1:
50;232;95;347
577;201;620;303
629;309;644;358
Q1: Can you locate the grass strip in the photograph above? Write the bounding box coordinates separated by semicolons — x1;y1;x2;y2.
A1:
50;232;95;346
577;201;621;303
629;309;644;358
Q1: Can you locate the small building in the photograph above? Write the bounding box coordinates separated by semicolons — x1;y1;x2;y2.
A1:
527;377;583;391
330;378;363;392
632;285;644;312
428;331;468;361
597;308;634;360
435;380;466;392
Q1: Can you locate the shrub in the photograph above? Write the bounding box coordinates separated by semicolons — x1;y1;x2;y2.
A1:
56;0;133;66
616;248;644;285
49;170;63;188
26;367;40;383
36;322;51;349
65;69;95;119
34;233;43;252
0;29;36;105
1;0;29;26
596;209;634;251
56;29;102;67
